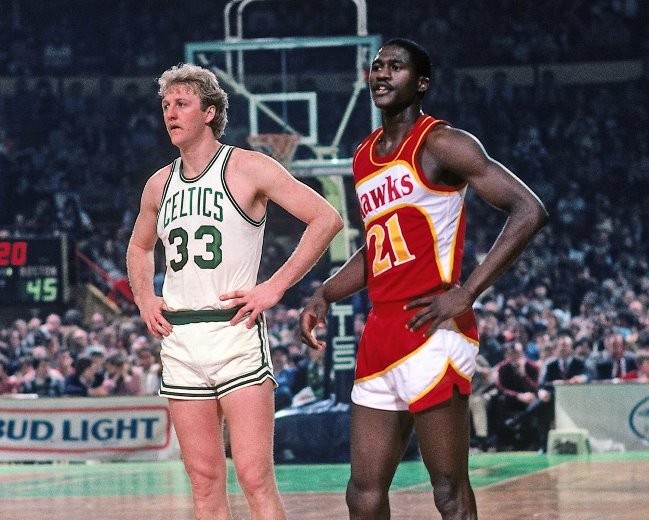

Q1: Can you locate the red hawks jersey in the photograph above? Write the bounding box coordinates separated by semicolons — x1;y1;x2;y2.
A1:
353;114;467;304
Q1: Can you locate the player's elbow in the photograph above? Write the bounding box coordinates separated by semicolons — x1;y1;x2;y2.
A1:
518;198;549;234
533;203;550;231
324;209;344;237
333;211;345;234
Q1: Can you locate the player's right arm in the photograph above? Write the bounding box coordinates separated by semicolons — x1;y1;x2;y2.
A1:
126;167;172;340
299;246;367;350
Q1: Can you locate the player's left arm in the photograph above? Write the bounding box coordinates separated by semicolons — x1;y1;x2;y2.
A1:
406;126;548;335
221;150;344;327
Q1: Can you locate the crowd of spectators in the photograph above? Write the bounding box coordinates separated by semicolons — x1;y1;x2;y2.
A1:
0;309;162;398
0;0;646;77
1;1;648;453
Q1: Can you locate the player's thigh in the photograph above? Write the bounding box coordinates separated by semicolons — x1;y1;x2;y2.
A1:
168;398;226;471
349;403;414;489
220;378;276;468
413;388;471;478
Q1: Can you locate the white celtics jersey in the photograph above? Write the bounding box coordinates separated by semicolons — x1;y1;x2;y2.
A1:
156;145;266;311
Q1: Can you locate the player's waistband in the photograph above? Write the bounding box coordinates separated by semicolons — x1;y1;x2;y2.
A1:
370;288;449;317
162;306;243;325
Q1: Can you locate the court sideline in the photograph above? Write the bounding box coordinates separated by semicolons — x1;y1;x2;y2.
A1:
1;452;648;519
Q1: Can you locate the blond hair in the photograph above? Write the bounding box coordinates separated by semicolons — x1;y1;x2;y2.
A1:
158;63;228;138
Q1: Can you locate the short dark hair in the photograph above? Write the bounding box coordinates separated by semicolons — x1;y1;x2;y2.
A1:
382;38;432;79
637;328;649;348
106;352;126;367
32;356;51;370
74;356;93;375
272;345;289;357
556;329;574;341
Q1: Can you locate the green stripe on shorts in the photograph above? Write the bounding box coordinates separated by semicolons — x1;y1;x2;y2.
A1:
163;307;243;325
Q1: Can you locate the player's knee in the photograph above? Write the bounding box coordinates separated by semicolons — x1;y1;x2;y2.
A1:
431;474;473;518
185;462;222;500
236;463;274;499
346;480;388;518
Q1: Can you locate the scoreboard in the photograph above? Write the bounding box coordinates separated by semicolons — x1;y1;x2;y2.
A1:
0;236;71;306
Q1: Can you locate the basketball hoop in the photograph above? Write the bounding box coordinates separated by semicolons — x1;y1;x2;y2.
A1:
246;133;301;169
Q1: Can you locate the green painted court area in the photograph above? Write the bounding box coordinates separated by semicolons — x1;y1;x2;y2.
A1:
2;451;648;499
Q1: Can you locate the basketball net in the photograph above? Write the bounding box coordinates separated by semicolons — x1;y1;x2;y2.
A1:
246;133;300;169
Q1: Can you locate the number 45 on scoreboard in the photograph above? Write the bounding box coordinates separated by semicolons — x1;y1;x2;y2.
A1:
0;237;70;306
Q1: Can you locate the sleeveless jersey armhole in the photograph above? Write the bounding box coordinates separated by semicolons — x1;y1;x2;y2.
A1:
220;146;266;227
412;119;468;193
156;159;179;222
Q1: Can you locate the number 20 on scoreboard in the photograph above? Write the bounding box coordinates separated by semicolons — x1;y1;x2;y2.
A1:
0;241;27;266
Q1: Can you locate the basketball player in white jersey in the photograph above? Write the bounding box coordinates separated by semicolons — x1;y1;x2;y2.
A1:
127;63;343;520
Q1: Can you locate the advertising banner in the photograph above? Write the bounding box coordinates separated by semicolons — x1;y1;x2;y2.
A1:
0;396;180;462
555;382;649;452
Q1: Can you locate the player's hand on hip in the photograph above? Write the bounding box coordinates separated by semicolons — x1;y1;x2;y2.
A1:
404;286;473;338
220;281;283;329
139;296;172;339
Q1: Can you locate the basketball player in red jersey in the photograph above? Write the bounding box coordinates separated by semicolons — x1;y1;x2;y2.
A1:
300;38;548;519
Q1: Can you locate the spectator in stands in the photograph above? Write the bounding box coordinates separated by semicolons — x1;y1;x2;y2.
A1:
63;355;108;396
477;310;505;367
528;282;554;314
85;345;107;382
627;298;647;329
574;336;598;380
13;354;35;388
133;345;161;395
571;292;599;340
61;308;84;337
622;349;649;382
20;356;64;397
53;348;75;381
469;353;496;452
0;356;20;395
3;327;27;373
103;351;141;396
67;328;90;358
305;336;328;400
539;329;589;424
97;326;119;356
595;329;637;380
271;345;297;411
89;312;108;333
286;341;308;394
495;340;551;451
11;319;29;343
34;313;63;352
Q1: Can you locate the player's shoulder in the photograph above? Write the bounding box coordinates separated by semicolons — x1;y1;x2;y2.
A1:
426;122;484;154
427;121;467;140
228;145;277;168
227;145;290;182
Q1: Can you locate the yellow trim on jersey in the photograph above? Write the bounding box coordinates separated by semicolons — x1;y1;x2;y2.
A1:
407;357;472;407
368;133;416;168
354;336;428;384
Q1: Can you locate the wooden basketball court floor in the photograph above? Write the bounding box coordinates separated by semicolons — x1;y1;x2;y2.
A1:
1;451;648;519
